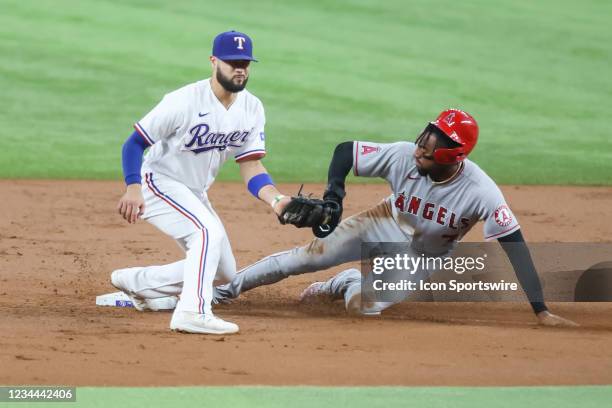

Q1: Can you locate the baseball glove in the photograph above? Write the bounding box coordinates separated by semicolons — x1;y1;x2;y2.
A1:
312;189;343;238
279;194;326;228
279;188;342;237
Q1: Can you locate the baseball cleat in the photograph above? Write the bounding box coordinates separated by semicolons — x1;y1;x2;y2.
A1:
345;284;381;316
299;281;326;303
169;311;239;334
111;268;178;312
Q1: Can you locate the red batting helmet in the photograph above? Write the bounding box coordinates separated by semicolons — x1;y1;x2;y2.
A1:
429;109;479;165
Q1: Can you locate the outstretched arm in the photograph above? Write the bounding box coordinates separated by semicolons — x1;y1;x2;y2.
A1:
239;159;291;216
498;230;578;327
304;141;354;237
324;141;354;203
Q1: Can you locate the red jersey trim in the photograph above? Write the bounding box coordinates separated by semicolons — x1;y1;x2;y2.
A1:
485;224;520;240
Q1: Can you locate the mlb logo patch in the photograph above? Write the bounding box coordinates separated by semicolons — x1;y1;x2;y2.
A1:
259;132;265;141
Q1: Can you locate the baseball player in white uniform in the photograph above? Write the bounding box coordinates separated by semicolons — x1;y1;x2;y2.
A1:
112;30;292;335
213;109;577;327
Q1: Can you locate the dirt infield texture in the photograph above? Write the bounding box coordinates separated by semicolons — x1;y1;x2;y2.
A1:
1;181;612;386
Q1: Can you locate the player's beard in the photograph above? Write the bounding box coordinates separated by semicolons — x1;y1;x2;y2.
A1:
216;69;249;93
416;167;429;177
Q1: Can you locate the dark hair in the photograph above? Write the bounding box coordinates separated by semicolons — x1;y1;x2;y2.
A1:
416;124;461;149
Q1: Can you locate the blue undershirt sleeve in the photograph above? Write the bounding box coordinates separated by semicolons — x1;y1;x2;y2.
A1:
121;131;148;185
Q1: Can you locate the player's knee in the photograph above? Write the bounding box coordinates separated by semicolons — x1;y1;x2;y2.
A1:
214;272;234;286
183;227;222;251
183;231;201;251
215;256;237;285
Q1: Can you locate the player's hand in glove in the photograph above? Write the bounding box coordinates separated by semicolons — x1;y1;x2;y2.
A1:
312;189;343;238
278;193;327;228
279;186;344;238
536;311;579;328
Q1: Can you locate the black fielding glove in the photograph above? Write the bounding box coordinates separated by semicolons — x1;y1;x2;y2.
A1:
312;188;344;238
279;195;327;228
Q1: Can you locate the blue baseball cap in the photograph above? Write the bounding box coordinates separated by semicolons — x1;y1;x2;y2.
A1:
212;30;258;62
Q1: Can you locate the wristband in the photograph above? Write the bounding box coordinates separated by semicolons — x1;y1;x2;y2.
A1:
247;173;274;199
270;194;285;209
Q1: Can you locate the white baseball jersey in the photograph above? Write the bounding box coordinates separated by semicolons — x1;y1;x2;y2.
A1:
353;141;519;256
134;78;266;193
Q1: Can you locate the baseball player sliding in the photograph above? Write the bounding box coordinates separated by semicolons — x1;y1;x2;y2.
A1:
113;30;294;335
214;109;578;327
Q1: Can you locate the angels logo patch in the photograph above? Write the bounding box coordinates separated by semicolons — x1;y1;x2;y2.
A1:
361;145;381;155
444;111;456;126
494;205;513;227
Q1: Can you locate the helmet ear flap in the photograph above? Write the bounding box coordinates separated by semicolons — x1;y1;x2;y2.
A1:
433;146;466;165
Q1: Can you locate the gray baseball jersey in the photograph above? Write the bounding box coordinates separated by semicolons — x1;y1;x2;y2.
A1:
353;141;519;255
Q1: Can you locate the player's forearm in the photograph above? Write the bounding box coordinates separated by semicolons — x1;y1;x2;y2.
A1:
258;185;284;206
239;158;267;182
497;230;548;314
240;160;284;206
325;141;354;202
121;131;148;185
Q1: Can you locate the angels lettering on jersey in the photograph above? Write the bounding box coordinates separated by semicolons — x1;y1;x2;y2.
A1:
353;141;520;255
394;192;470;243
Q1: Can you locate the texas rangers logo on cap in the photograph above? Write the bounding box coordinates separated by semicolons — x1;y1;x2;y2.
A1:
234;36;246;49
212;30;258;62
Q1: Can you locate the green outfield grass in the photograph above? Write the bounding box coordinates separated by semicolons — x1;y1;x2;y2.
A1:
5;386;611;408
0;0;610;184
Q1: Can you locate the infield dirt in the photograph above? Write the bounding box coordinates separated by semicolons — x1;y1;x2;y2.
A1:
1;181;611;386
